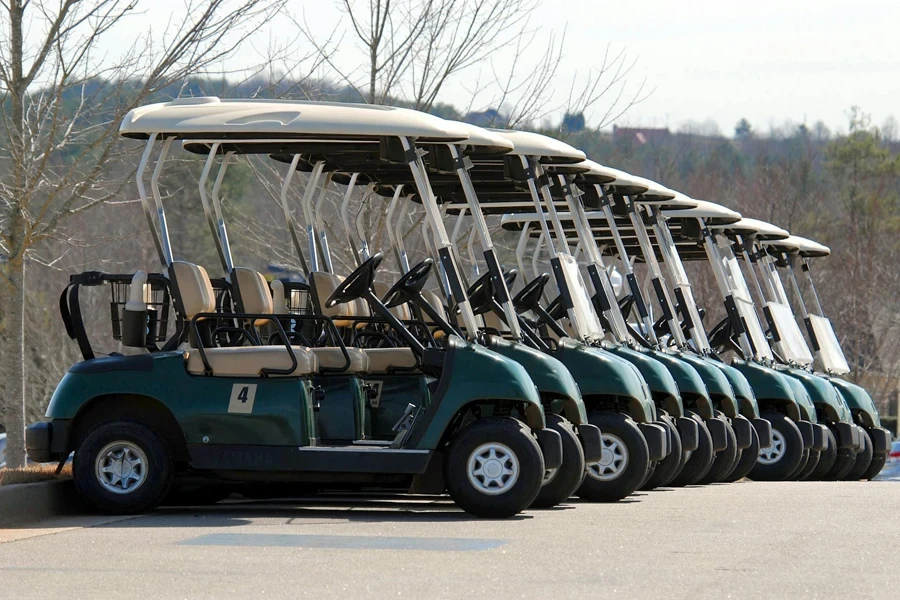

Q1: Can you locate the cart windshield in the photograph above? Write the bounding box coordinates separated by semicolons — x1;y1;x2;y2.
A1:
808;314;851;374
765;301;814;366
557;253;606;342
716;235;774;361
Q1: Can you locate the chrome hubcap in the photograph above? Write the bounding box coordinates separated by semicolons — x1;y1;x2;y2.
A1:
467;443;519;495
759;430;786;465
587;433;629;481
95;441;148;495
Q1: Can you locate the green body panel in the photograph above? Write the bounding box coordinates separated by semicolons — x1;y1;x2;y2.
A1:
827;377;882;428
606;345;684;418
704;360;760;419
362;374;433;439
783;377;817;423
643;350;715;419
414;341;544;448
485;336;587;424
553;339;656;422
47;353;314;446
47;341;545;454
671;353;739;418
731;360;811;421
781;368;852;425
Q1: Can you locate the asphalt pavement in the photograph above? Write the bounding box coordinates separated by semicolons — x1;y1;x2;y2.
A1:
1;481;898;599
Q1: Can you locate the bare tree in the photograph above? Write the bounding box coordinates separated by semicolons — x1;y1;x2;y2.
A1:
0;0;286;468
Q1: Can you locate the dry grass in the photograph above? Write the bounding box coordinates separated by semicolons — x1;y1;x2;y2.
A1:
0;463;73;486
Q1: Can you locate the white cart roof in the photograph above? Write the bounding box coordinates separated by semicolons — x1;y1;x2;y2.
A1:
448;121;515;154
662;199;742;224
120;97;469;141
764;235;831;257
712;217;789;240
603;168;651;195
489;129;586;164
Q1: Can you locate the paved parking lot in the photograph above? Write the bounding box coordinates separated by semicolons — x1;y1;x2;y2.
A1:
1;481;897;599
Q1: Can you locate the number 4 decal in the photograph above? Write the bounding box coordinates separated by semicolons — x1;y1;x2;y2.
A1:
228;383;258;414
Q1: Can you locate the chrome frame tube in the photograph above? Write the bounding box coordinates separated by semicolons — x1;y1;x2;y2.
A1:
136;135;166;266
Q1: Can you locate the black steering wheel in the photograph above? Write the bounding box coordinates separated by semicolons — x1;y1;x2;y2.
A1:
503;269;518;289
513;273;550;312
546;294;565;320
707;315;733;349
382;259;433;308
326;253;383;308
465;270;494;314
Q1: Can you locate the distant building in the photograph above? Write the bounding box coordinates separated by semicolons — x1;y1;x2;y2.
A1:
464;109;504;127
613;126;671;145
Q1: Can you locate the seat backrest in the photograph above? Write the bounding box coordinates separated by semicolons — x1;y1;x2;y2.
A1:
310;272;353;318
171;261;215;319
233;267;273;315
482;310;511;335
373;282;411;321
421;290;447;317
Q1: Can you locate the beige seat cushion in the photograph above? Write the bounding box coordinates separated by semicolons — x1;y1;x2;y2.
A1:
364;348;419;372
186;346;317;377
309;347;369;373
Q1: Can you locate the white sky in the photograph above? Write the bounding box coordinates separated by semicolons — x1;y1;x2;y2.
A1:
98;0;900;135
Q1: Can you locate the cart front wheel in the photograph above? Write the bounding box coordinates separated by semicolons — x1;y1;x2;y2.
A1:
74;421;173;514
445;417;544;518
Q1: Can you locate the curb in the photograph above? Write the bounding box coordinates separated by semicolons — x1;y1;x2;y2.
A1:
0;480;80;527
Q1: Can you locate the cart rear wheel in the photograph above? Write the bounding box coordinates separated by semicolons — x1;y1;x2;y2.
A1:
748;412;803;481
577;412;649;502
74;421;172;514
531;414;585;509
842;429;874;481
445;417;544;518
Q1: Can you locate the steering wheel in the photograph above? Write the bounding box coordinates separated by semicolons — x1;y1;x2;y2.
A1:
503;269;518;289
707;315;733;350
382;259;433;308
513;273;550;312
546;295;565;320
326;253;383;308
465;271;494;314
653;314;671;337
618;293;635;320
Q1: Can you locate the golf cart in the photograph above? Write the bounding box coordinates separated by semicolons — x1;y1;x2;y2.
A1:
759;234;890;479
25;98;563;518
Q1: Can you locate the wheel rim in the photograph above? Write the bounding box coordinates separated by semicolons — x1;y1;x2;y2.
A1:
466;442;519;495
95;441;148;495
758;429;786;465
586;433;629;482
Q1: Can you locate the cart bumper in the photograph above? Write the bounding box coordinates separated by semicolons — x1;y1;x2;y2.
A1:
752;418;773;449
676;416;699;452
577;424;603;463
640;422;670;461
537;428;563;471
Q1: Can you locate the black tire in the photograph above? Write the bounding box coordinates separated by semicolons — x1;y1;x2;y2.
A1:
843;429;874;481
808;429;837;480
531;414;586;508
824;449;856;480
787;449;810;480
863;452;888;480
748;412;804;481
698;415;738;484
722;425;759;482
444;417;544;518
73;421;173;515
643;416;683;489
669;411;715;487
577;412;649;502
796;450;821;480
162;483;233;506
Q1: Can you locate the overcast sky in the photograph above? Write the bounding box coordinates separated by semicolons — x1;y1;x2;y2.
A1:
104;0;900;136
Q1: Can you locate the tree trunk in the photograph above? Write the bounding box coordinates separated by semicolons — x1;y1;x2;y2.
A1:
1;254;27;468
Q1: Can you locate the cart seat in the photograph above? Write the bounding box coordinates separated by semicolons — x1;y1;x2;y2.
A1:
186;346;318;377
309;347;370;372
172;261;318;378
365;348;419;372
